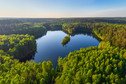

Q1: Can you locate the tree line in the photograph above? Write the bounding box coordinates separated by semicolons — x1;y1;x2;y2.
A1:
62;23;126;48
0;23;47;38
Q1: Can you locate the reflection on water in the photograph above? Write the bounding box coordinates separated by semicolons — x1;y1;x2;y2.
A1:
29;31;100;68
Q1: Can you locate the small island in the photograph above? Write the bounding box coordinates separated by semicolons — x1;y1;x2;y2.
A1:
61;35;70;46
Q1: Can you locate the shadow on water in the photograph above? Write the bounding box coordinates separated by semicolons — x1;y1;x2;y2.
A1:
62;30;102;46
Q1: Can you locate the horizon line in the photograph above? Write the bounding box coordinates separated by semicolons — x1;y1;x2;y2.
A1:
0;16;126;19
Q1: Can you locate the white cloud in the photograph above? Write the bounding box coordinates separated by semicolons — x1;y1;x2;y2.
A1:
91;7;126;17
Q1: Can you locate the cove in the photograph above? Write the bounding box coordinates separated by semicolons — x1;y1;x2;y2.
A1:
30;31;100;68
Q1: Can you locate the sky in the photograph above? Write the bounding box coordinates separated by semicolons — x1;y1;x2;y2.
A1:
0;0;126;18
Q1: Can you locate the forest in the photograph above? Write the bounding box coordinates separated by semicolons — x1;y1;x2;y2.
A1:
0;41;126;84
0;18;126;84
56;41;126;84
61;35;70;46
0;34;36;59
0;23;47;38
0;51;55;84
62;23;126;48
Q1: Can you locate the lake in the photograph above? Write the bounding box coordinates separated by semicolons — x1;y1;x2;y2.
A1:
30;31;100;68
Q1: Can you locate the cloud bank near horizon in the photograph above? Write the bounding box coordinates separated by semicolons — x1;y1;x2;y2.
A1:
0;0;126;18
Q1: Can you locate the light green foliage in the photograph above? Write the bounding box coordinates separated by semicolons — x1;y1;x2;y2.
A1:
56;42;126;84
0;52;55;84
98;41;111;48
61;35;70;46
92;23;126;48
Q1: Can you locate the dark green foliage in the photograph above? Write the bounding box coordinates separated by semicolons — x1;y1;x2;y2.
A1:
56;41;126;84
0;18;56;24
43;23;62;30
61;18;126;24
0;34;36;59
62;23;92;35
61;35;70;46
0;23;47;38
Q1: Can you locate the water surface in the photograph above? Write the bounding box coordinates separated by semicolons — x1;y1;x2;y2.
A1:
31;31;100;67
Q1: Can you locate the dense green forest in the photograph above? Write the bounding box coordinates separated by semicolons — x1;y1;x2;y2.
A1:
62;23;92;35
0;52;55;84
56;41;126;84
62;23;126;48
43;23;62;30
0;23;47;38
0;18;126;84
0;41;126;84
1;17;126;24
93;23;126;48
61;35;70;46
0;34;36;59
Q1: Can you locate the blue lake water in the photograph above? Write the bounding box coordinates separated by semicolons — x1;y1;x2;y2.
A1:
30;31;100;67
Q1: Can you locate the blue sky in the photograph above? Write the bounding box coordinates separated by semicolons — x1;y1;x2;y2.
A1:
0;0;126;18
